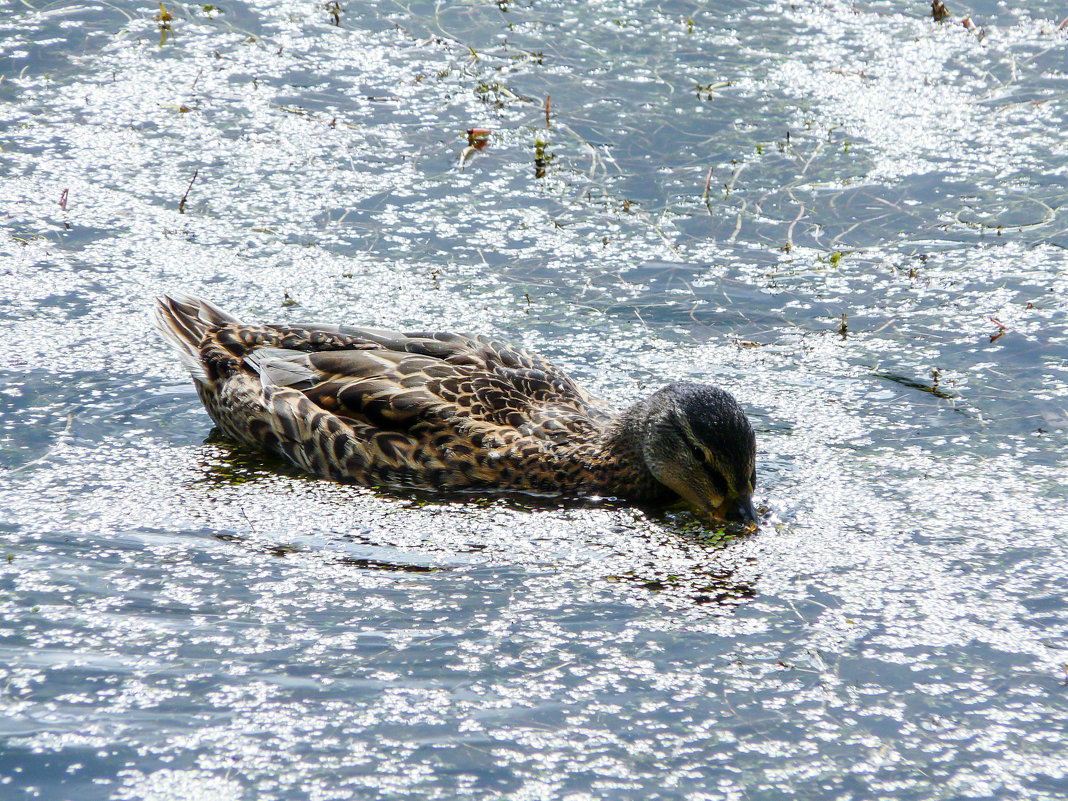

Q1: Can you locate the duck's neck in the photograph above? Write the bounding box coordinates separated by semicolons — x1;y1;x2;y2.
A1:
593;400;674;503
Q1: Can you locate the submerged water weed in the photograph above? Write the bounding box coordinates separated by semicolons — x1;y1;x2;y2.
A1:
154;2;174;46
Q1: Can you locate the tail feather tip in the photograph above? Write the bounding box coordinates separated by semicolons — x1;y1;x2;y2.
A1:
153;293;236;383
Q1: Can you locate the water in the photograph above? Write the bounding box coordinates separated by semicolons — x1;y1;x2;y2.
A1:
1;0;1067;798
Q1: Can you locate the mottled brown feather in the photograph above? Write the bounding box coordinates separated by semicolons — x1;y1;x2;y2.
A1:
155;296;633;496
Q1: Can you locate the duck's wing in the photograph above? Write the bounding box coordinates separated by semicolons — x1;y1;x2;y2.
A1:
241;325;613;441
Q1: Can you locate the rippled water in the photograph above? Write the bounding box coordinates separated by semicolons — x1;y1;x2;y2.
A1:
2;0;1067;798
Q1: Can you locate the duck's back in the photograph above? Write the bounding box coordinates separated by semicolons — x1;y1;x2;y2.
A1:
154;295;614;493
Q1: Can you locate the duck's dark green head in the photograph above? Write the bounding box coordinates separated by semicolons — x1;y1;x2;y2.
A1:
640;383;757;526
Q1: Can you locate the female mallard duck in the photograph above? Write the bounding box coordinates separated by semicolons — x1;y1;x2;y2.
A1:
154;294;758;524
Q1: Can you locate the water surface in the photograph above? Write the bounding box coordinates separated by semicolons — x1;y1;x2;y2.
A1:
2;0;1067;798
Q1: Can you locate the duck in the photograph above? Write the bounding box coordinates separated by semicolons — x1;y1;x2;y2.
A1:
154;294;758;525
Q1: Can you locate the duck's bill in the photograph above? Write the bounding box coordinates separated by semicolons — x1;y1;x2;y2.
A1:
717;496;759;529
674;487;759;530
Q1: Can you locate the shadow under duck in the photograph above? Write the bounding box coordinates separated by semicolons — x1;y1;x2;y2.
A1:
154;294;758;525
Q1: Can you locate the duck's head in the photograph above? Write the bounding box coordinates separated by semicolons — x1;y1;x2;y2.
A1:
639;383;757;526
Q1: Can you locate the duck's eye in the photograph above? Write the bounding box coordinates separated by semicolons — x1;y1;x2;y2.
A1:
690;444;705;463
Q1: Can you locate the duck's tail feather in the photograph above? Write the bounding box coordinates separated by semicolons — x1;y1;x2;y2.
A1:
153;293;239;383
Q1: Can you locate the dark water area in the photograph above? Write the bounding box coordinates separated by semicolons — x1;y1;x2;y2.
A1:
1;0;1067;798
